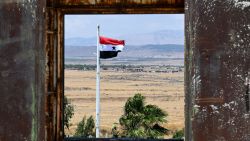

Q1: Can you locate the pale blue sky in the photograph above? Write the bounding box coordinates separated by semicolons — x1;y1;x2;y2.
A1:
64;14;184;39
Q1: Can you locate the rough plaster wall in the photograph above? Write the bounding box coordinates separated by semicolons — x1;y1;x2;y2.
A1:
0;0;45;141
186;0;250;141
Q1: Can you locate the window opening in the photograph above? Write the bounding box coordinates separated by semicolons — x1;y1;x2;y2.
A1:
64;14;184;139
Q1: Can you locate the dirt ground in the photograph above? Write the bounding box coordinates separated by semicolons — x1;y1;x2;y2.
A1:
64;69;184;138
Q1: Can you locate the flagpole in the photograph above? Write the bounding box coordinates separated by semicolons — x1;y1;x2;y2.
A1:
96;25;100;138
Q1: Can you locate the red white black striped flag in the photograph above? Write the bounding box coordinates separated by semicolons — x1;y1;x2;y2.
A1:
99;36;125;59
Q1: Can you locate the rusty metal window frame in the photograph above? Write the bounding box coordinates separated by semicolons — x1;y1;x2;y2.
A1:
47;2;185;141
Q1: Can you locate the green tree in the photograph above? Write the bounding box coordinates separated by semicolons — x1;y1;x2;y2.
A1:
64;96;74;130
118;94;168;138
172;128;184;139
74;115;95;137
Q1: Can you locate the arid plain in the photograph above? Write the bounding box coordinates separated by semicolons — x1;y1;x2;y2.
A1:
64;67;184;137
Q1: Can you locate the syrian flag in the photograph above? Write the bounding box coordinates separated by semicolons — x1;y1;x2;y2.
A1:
99;36;125;59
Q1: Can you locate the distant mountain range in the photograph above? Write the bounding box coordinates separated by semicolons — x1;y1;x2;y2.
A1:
65;44;184;59
65;29;184;46
65;29;184;59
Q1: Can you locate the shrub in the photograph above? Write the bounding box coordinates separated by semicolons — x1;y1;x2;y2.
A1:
64;96;74;130
74;115;95;137
172;128;184;139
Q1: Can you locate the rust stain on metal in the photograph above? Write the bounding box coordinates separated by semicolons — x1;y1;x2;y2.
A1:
51;0;184;14
56;11;65;141
61;0;184;5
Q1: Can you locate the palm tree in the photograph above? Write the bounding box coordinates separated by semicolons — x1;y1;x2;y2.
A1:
118;94;168;138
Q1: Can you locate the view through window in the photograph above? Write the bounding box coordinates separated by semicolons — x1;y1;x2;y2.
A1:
64;14;184;139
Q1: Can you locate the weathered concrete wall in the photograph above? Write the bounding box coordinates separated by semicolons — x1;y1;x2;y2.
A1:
186;0;250;140
0;0;45;141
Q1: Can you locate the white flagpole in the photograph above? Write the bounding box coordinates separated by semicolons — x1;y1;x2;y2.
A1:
96;25;100;138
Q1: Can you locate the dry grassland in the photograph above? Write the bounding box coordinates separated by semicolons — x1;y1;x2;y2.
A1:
64;69;184;137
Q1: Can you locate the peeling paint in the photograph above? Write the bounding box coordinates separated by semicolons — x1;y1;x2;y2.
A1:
234;1;250;9
18;0;38;27
187;0;250;140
